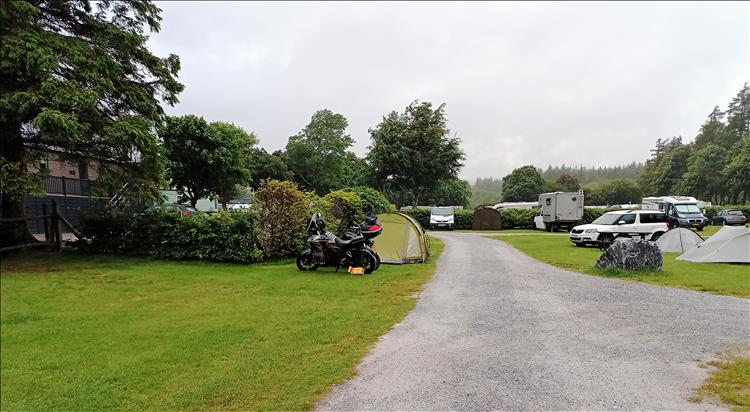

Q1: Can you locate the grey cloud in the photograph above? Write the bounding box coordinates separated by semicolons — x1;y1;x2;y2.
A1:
149;1;749;181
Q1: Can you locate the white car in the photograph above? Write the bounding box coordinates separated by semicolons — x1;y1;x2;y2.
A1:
569;210;670;247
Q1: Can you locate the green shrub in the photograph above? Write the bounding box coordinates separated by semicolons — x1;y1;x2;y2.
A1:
77;210;263;263
347;186;390;216
254;180;310;259
454;209;474;229
500;208;537;229
582;208;606;224
323;190;364;236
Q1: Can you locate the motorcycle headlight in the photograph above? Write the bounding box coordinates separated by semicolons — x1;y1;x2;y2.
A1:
585;229;597;233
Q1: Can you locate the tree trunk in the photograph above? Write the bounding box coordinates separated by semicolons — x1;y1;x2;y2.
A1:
0;124;37;247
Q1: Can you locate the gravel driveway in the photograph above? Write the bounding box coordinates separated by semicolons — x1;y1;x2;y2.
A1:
318;232;750;410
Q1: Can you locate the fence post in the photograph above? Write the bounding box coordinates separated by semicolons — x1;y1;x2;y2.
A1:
42;203;49;242
52;200;62;251
62;176;69;219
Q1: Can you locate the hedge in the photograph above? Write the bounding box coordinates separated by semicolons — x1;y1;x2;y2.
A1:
499;208;536;229
77;210;263;263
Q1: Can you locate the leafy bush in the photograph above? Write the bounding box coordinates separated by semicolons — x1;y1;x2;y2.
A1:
77;210;263;263
254;180;310;259
582;208;606;224
499;208;537;229
347;186;390;216
323;190;364;235
454;209;474;229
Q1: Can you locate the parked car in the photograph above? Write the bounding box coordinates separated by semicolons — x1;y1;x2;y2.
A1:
569;210;669;247
712;209;748;226
144;203;197;217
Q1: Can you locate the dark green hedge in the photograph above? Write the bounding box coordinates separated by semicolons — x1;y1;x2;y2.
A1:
499;208;536;229
76;210;263;263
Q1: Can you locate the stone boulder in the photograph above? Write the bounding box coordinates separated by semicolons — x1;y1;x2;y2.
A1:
595;238;662;271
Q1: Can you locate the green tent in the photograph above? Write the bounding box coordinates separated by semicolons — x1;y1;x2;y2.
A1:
374;212;429;264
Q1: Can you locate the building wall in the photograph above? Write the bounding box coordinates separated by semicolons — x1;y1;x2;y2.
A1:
31;154;100;180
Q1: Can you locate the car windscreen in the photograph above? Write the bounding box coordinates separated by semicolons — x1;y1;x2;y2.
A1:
675;204;701;214
431;207;453;216
591;213;621;225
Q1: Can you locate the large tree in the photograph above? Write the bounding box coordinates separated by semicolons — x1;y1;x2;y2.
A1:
246;148;293;189
723;133;750;204
161;115;255;208
424;177;472;207
285;109;355;195
501;165;545;202
555;172;581;192
0;1;183;246
367;101;464;207
639;137;692;196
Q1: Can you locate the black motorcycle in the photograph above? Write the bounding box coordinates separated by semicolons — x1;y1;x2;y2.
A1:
296;213;382;273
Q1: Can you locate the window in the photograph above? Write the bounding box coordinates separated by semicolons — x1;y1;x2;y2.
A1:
640;213;666;223
591;213;622;225
675;204;701;213
545;198;551;206
728;210;743;216
619;214;636;224
39;158;49;170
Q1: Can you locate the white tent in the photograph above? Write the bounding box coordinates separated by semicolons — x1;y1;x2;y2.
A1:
676;226;750;263
655;228;704;253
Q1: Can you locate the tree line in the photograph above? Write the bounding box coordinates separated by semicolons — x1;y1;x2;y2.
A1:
474;84;750;206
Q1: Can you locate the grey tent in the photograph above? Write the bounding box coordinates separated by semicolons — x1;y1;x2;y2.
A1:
676;226;750;263
655;228;704;253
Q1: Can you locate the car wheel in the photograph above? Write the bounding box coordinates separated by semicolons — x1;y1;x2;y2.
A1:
651;232;664;241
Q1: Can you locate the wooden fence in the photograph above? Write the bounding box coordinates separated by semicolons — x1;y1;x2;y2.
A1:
0;200;82;254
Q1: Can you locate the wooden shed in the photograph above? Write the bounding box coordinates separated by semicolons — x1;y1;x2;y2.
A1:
472;207;502;230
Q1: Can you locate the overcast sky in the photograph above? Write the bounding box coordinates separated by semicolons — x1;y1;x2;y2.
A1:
148;1;749;182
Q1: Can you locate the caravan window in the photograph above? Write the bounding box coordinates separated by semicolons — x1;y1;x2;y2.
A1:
545;198;551;206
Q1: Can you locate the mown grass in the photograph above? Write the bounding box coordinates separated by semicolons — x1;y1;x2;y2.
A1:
691;351;750;411
491;235;749;298
0;238;443;411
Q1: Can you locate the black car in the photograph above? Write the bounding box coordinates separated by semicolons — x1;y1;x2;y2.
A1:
712;209;748;226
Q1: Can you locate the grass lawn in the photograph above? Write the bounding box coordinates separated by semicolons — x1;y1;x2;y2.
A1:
691;350;750;411
0;238;443;411
490;235;749;298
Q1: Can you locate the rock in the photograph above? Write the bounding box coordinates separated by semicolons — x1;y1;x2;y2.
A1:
595;238;662;271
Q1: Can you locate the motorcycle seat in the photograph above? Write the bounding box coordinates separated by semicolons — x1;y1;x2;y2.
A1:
334;235;364;246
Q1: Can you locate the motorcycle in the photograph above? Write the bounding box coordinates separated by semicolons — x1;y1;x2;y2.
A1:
296;213;382;273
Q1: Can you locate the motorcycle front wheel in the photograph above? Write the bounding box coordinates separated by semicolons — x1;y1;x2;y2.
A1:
296;250;320;271
351;251;378;274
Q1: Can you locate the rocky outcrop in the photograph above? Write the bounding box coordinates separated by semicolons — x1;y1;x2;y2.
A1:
595;238;662;271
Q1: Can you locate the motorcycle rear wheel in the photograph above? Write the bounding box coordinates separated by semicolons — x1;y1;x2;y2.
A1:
296;251;319;271
352;251;378;274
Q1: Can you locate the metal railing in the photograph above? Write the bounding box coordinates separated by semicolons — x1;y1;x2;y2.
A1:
42;176;95;197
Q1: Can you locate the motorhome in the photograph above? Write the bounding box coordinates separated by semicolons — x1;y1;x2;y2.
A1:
534;191;585;232
642;196;708;231
492;201;539;210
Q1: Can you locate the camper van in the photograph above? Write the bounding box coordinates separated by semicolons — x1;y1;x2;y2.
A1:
534;191;585;232
429;206;455;230
642;196;708;231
